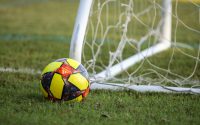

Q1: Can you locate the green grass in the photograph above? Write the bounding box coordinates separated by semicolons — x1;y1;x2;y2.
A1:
0;73;200;125
0;0;200;125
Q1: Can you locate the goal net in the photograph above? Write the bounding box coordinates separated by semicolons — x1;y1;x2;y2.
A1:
70;0;200;93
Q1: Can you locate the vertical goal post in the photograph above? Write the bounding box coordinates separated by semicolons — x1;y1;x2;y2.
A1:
69;0;93;63
69;0;200;94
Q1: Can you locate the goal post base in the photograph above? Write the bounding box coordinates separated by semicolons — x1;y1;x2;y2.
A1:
90;83;200;94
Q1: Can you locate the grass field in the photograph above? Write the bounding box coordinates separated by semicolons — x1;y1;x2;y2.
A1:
0;0;200;125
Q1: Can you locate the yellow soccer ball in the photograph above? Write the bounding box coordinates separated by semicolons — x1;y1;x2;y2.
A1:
40;58;90;102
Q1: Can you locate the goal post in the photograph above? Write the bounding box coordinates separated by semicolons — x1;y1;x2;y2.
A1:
69;0;200;94
69;0;93;63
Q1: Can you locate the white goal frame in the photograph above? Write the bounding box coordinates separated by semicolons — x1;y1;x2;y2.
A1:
69;0;200;94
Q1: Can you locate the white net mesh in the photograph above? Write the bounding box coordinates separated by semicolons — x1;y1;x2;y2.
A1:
82;0;200;90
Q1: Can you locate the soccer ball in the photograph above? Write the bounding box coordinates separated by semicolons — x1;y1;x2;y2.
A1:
40;58;90;102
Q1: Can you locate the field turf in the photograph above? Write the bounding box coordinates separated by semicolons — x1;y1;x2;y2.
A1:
0;0;200;125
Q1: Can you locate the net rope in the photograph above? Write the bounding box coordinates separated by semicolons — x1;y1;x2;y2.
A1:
82;0;200;90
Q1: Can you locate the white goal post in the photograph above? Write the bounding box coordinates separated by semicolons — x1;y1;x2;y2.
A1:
69;0;200;94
